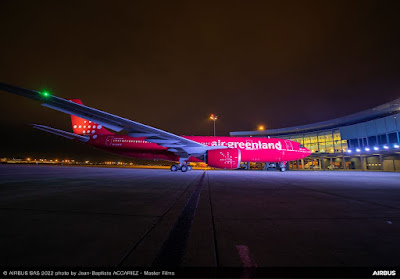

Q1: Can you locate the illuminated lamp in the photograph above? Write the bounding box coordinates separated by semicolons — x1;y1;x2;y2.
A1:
373;147;379;151
356;148;361;152
209;114;218;136
40;90;50;97
347;150;352;153
394;144;400;148
383;145;389;149
365;147;370;151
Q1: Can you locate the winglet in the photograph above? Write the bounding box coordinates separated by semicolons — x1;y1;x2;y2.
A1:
0;82;50;102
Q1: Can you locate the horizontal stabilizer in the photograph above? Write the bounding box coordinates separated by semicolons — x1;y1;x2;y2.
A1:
32;124;90;142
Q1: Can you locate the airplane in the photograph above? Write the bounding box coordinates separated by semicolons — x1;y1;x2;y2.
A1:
0;82;311;172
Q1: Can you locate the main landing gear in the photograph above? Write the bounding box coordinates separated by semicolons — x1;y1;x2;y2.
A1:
170;165;179;172
170;164;193;172
170;158;193;172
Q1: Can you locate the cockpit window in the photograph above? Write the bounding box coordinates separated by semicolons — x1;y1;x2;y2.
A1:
299;144;305;148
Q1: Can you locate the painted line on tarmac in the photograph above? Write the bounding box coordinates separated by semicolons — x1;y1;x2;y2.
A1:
207;172;219;267
236;245;257;279
116;173;201;267
152;172;206;267
236;245;258;268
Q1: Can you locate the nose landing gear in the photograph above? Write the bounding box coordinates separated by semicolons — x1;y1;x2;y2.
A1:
278;162;287;172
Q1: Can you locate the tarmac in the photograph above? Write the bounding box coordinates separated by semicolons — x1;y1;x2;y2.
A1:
1;164;400;267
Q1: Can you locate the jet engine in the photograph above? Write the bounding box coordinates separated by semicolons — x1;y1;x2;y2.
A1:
206;148;241;169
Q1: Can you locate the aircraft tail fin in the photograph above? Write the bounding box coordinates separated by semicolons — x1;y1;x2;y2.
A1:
68;99;114;135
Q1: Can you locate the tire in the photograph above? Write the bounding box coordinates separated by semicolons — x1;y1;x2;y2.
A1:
280;167;286;172
187;165;193;171
181;165;188;172
170;165;178;172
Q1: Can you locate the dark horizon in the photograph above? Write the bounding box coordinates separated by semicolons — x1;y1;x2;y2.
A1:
1;0;400;160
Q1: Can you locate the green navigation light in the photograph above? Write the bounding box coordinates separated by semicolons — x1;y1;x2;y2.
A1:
40;90;50;97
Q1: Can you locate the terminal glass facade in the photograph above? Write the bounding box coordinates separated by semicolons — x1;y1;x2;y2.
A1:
265;113;400;154
275;129;348;154
233;107;400;171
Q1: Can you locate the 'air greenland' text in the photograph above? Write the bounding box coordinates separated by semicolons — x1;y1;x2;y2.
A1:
200;140;283;150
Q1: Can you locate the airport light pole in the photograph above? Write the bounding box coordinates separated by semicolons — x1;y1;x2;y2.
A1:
210;114;218;136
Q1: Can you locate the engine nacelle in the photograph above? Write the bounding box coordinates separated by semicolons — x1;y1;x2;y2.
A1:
207;148;241;169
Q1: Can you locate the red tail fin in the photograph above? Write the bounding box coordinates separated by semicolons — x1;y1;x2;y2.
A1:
68;99;114;135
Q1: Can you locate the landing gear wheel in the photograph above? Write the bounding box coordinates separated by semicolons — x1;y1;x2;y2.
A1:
278;162;287;172
187;165;193;171
170;165;178;172
181;165;188;172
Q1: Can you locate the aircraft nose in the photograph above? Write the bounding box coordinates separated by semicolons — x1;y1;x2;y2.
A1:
305;147;312;156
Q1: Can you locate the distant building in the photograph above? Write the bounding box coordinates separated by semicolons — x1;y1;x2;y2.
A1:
231;98;400;171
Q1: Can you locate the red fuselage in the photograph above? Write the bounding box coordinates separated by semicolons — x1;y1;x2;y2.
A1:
87;135;311;163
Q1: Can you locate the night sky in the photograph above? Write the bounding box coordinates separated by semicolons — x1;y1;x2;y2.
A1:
1;0;400;161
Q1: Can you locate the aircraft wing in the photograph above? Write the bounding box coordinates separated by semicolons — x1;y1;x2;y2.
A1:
0;82;223;157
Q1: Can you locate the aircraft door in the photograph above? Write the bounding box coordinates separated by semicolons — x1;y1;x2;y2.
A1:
106;136;114;146
285;140;293;151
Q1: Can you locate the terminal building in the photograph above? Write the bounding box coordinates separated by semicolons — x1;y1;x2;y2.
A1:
230;98;400;171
